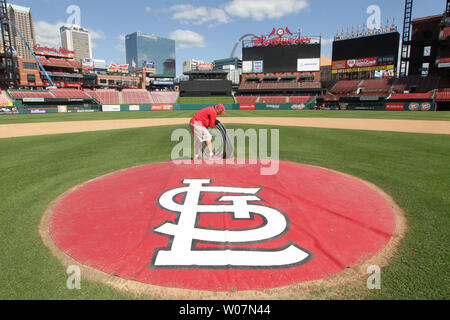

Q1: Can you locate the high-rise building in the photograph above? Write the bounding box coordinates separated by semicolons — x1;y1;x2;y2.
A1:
7;4;36;60
125;32;176;76
60;25;93;62
183;59;207;73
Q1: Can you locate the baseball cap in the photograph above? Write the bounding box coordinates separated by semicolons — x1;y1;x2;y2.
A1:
216;104;225;115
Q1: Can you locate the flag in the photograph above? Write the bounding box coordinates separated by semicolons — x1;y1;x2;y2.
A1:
132;59;136;69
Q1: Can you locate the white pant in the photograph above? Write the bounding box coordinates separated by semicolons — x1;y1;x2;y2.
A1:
190;123;212;143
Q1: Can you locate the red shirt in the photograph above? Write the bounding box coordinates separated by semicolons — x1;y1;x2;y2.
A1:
190;106;217;128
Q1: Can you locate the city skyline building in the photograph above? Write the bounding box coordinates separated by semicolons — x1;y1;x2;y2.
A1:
125;32;176;77
7;3;36;60
60;25;93;62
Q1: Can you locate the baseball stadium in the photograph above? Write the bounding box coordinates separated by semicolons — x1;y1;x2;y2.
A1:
0;0;449;306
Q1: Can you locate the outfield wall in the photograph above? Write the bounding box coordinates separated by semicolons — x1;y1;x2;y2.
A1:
3;99;438;114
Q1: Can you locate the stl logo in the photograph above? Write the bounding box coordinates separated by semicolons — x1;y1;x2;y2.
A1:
150;179;313;268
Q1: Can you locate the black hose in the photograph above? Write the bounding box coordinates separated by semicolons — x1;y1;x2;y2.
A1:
202;120;234;159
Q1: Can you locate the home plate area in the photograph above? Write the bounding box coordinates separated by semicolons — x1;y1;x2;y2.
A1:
48;160;396;292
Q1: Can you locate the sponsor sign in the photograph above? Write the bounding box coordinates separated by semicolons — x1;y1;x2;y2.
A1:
102;105;121;112
346;57;377;68
420;103;431;111
332;60;347;70
291;104;306;110
253;61;263;73
438;62;450;68
266;104;280;109
377;55;395;65
240;104;256;110
251;36;314;47
129;105;140;111
23;98;45;103
243;61;253;74
408;103;420;111
107;63;129;74
29;109;48;114
143;61;155;68
386;103;404;111
151;104;173;111
197;63;215;71
57;105;68;113
332;64;394;74
297;58;320;72
34;44;74;56
153;81;174;85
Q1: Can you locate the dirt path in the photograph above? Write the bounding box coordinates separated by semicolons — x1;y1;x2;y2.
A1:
0;117;449;139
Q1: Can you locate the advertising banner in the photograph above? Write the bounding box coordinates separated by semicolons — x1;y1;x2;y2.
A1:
386;103;404;111
240;104;256;110
129;105;140;111
242;61;253;73
297;58;320;72
332;64;394;74
253;61;263;73
57;105;68;113
107;63;129;74
151;104;173;111
332;60;347;70
102;105;121;112
346;57;377;68
377;55;395;65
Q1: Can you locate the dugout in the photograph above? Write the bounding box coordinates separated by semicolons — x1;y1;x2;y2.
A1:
180;71;232;97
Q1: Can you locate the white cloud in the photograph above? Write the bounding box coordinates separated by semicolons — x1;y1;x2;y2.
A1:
225;0;308;21
170;4;229;26
115;34;126;53
90;29;106;40
145;6;152;12
168;29;206;49
35;20;65;48
35;20;106;50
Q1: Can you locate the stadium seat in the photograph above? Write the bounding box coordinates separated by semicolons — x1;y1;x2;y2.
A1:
0;95;11;106
239;83;259;90
388;92;433;100
86;89;120;105
236;96;258;104
50;89;91;99
122;89;152;104
258;96;288;103
435;91;450;101
331;80;362;93
289;96;314;103
151;92;178;104
8;90;54;99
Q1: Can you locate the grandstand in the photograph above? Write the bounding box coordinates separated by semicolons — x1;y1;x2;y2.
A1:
122;89;153;105
85;89;120;105
151;91;179;104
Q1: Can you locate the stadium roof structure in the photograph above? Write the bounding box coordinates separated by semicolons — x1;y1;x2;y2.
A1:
412;14;444;23
8;4;31;14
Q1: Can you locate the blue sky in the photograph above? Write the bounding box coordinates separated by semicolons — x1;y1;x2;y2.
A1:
11;0;447;76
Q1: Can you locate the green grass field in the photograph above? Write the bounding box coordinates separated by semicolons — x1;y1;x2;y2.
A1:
0;110;449;125
0;112;449;300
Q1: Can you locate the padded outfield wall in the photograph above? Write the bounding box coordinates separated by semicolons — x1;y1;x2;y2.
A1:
5;98;438;114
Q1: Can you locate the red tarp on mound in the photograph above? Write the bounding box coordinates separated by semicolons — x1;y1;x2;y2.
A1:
49;160;396;292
